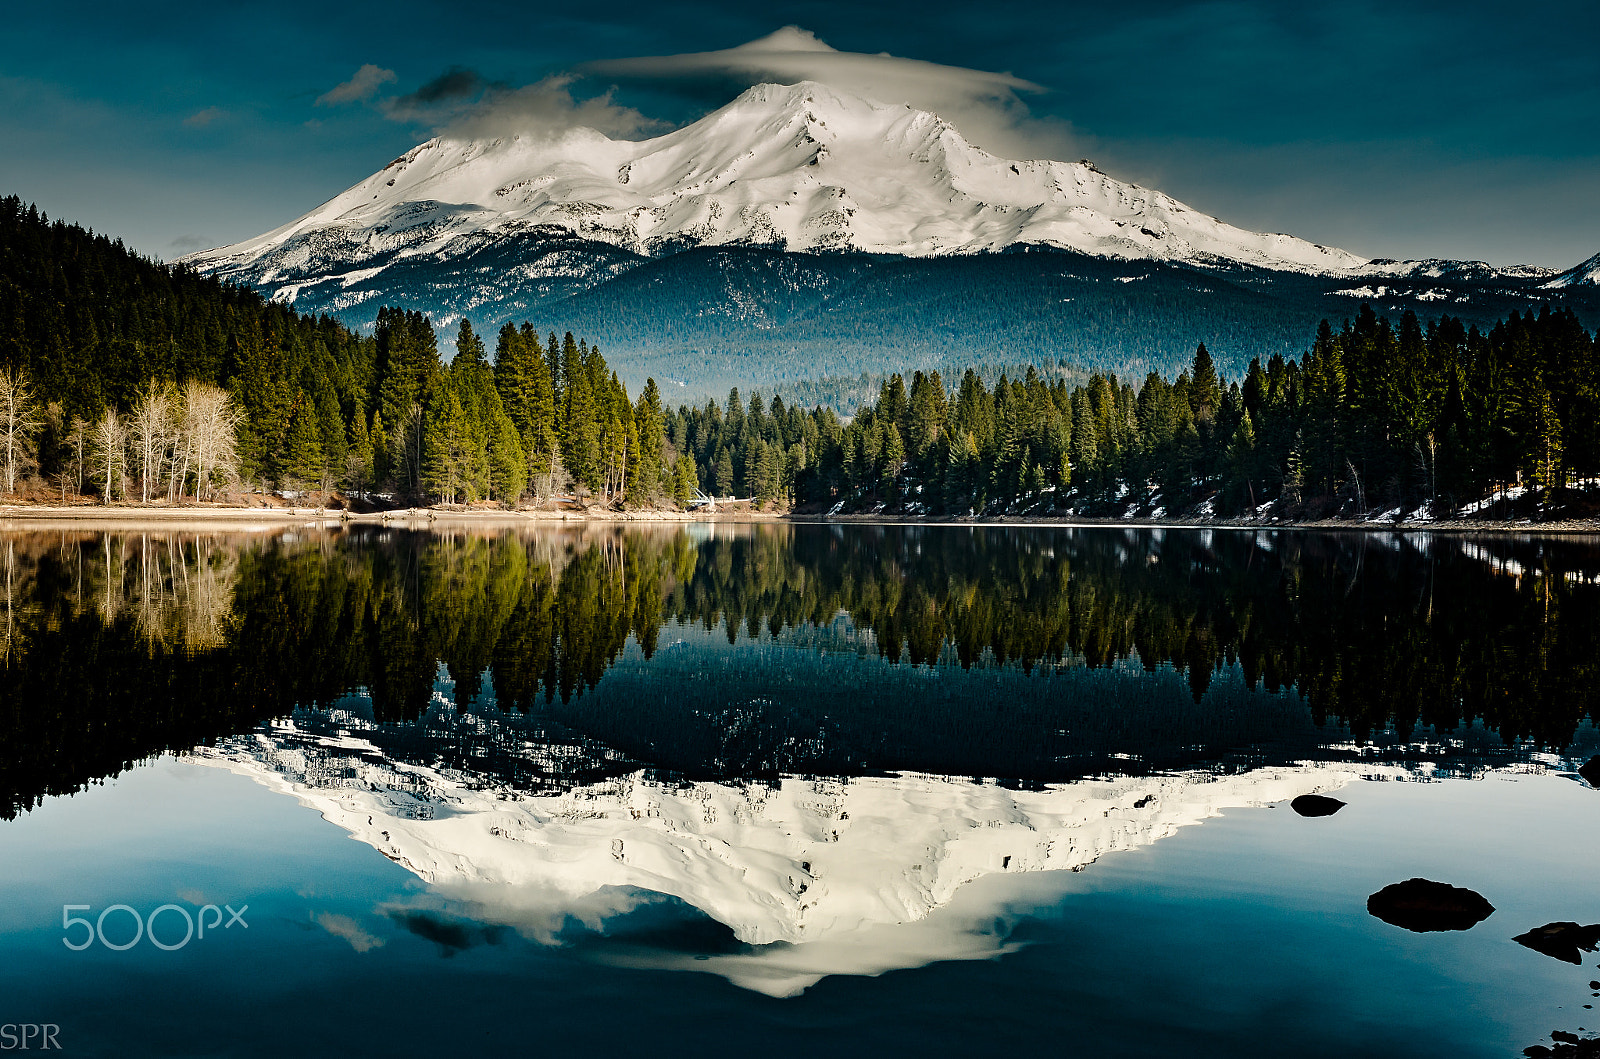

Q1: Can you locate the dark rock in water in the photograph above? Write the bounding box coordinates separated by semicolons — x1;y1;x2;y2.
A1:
1514;923;1600;964
1580;756;1600;789
1525;1030;1600;1058
1291;794;1347;817
1367;878;1495;932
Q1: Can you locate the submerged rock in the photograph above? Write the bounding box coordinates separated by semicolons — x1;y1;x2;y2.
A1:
1366;878;1495;932
1291;794;1347;817
1579;756;1600;789
1514;922;1600;964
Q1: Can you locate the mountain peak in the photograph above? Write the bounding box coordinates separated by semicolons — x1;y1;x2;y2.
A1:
726;79;884;110
185;79;1379;283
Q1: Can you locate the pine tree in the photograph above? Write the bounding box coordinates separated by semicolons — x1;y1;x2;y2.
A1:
376;309;440;496
632;378;665;505
489;410;527;505
1026;456;1048;496
284;393;324;488
314;383;346;493
1190;343;1221;430
1301;320;1346;496
544;330;561;401
494;322;556;500
559;335;601;498
422;378;468;504
347;409;371;493
1070;390;1098;484
743;438;766;504
368;410;388;488
672;454;697;508
758;439;782;507
230;322;293;485
1527;380;1564;503
1283;433;1307;504
455;319;486;368
907;370;946;462
448;331;502;502
1225;410;1260;509
881;424;906;493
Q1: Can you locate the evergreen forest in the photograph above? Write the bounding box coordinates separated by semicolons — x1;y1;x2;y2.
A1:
2;195;1597;519
770;307;1599;518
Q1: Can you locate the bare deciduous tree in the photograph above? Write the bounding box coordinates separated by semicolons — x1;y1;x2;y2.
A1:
0;368;42;495
130;379;174;504
182;382;243;501
68;415;87;495
90;408;126;503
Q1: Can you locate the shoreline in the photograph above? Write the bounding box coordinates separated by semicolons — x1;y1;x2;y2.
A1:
789;513;1600;534
1;502;1596;534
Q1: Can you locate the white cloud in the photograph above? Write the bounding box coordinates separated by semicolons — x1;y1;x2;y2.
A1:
379;71;663;143
581;27;1081;159
314;912;384;953
182;106;225;129
316;64;398;107
439;74;665;141
344;29;1081;157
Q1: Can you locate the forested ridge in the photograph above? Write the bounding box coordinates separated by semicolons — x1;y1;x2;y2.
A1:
258;237;1598;397
1;195;1597;519
765;306;1600;519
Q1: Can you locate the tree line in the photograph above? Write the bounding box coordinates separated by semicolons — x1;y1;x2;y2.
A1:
0;196;682;506
2;195;1596;515
703;304;1598;517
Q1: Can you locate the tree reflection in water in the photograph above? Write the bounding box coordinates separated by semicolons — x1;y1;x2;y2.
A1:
1;523;1597;819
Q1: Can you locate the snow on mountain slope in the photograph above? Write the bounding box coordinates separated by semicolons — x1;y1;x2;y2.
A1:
1349;257;1557;282
194;720;1363;995
186;81;1370;288
1544;250;1600;288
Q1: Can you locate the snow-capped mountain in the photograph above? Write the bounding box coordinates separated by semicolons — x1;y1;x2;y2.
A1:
189;81;1367;283
183;80;1596;395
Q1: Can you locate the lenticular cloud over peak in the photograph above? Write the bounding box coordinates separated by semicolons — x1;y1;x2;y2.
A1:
726;26;841;55
582;26;1070;159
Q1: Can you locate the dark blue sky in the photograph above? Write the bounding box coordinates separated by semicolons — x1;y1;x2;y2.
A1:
4;0;1596;267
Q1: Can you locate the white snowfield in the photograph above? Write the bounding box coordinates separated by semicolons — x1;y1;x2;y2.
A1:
1544;250;1600;288
194;722;1360;996
188;81;1385;282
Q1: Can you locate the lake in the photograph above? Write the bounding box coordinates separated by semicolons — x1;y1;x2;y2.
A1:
1;522;1597;1057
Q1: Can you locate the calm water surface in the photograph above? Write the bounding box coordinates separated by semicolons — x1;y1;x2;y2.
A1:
0;523;1597;1057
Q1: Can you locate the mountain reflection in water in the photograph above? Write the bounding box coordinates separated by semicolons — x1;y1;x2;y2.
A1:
1;522;1598;1000
196;716;1373;996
